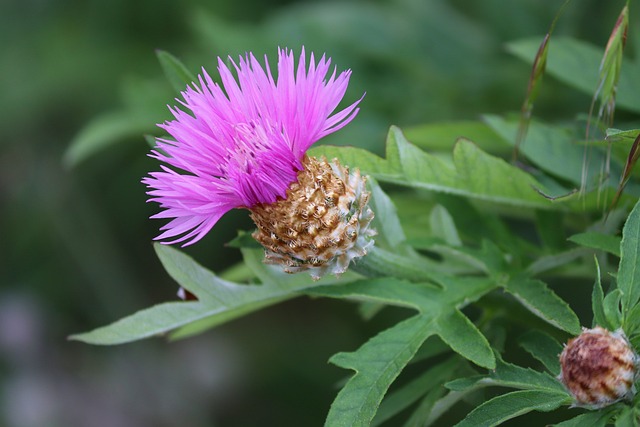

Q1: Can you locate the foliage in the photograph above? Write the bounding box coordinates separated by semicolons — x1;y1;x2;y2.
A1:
65;1;640;426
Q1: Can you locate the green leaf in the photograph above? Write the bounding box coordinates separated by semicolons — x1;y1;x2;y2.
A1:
507;36;640;114
603;289;623;330
429;205;462;246
71;245;325;344
504;278;581;335
526;248;589;276
607;128;640;143
367;177;415;256
615;406;637;427
446;353;565;393
568;232;621;257
434;309;494;369
69;301;211;345
402;120;507;154
314;276;497;427
372;357;459;426
156;50;198;94
553;409;615;426
592;257;611;329
402;387;446;427
618;199;640;314
350;246;455;282
325;315;435;427
484;115;594;187
63;112;154;167
311;126;555;209
455;390;569;427
518;331;563;376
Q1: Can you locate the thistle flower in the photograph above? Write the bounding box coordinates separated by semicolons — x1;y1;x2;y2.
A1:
143;48;374;277
559;327;638;408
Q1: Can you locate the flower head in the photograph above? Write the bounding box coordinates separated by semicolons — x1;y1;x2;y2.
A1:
144;48;363;245
559;327;638;408
250;156;375;280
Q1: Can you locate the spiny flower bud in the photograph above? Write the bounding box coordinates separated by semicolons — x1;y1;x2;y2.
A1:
559;327;638;408
250;156;375;280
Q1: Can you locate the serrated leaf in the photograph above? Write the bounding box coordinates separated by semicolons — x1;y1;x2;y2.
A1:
156;50;198;94
313;276;497;427
64;112;154;167
504;278;581;335
71;245;325;344
454;390;569;427
618;199;640;314
518;331;563;376
434;309;494;369
311;126;555;209
569;232;621;257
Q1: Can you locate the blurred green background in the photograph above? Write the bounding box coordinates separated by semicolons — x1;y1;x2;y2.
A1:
1;0;628;425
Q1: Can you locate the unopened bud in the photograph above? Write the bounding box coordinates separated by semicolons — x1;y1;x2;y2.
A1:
559;327;638;408
250;156;375;280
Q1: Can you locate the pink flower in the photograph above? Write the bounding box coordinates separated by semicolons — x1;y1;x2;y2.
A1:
143;48;363;246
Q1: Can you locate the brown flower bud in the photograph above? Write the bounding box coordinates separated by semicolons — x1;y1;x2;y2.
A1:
559;327;638;408
250;156;375;280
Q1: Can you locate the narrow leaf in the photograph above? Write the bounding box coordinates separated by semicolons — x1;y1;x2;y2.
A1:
554;409;615;426
156;50;198;94
505;278;581;334
434;309;495;369
518;330;563;376
592;257;611;329
325;315;434;427
445;353;565;393
455;390;569;427
429;205;462;246
71;245;325;344
372;358;458;426
64;112;153;167
367;177;415;256
568;232;621;256
603;289;623;330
